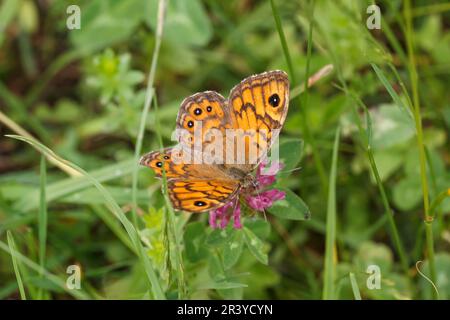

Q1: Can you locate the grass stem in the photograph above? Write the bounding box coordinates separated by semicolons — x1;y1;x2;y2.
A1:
404;0;436;298
131;0;167;228
270;0;328;195
37;155;48;299
6;231;26;300
322;126;340;300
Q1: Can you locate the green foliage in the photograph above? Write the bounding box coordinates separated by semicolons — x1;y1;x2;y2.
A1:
0;0;449;300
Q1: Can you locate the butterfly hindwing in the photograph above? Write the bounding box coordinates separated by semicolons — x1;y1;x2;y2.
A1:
168;180;239;213
140;148;240;213
139;147;189;179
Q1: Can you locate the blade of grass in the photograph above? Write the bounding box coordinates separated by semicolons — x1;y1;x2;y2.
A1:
6;231;26;300
0;0;19;46
322;126;340;300
429;189;450;223
412;2;450;16
15;158;136;212
349;272;362;300
18;30;37;78
6;134;165;299
37;155;48;299
270;0;294;81
153;93;187;298
371;63;412;118
0;281;19;300
131;0;167;228
0;109;78;175
22;229;39;299
270;0;328;195
91;204;135;252
404;0;436;297
425;147;445;233
0;238;90;299
380;15;408;67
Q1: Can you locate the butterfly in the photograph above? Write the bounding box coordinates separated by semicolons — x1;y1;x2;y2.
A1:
140;70;290;213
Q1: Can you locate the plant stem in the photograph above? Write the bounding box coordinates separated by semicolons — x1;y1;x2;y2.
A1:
131;0;167;228
7;231;26;300
153;94;187;298
366;149;409;273
322;126;340;300
349;272;362;300
38;155;48;299
404;0;436;298
270;0;328;195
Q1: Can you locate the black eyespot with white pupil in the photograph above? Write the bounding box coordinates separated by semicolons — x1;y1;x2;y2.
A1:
187;120;194;128
163;155;170;160
268;94;280;107
194;108;202;115
206;106;212;112
194;201;207;207
156;161;163;167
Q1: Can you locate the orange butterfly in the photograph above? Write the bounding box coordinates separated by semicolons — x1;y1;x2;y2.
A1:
140;70;289;213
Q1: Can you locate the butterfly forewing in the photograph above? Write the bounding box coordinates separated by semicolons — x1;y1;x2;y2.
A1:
225;70;290;170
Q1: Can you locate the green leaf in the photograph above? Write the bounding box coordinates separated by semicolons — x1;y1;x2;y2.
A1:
277;139;304;178
354;241;393;274
184;222;208;262
197;281;248;290
243;227;268;265
416;15;441;52
372;149;404;182
70;0;147;52
268;188;311;220
392;175;422;211
145;0;212;47
208;253;226;282
370;104;415;149
206;226;236;246
223;231;244;270
244;218;271;240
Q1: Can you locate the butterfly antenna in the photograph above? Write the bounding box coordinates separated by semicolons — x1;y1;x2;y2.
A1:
278;166;303;174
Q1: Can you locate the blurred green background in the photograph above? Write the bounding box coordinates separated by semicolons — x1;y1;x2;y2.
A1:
0;0;449;300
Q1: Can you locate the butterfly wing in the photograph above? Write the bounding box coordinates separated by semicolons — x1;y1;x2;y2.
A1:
140;70;289;213
140;147;240;213
176;91;233;153
167;180;239;213
226;70;290;170
140;147;189;179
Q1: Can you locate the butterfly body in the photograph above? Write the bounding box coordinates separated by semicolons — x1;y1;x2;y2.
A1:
140;70;290;213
